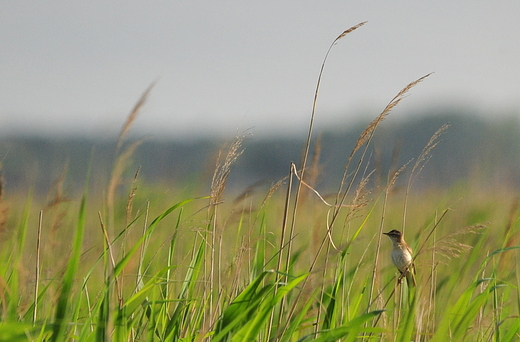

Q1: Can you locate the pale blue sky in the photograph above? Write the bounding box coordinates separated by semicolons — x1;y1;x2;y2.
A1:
1;1;519;138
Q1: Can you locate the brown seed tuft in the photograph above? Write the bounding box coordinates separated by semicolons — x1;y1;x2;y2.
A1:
335;21;368;43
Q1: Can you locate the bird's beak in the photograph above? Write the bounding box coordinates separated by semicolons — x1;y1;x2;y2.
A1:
383;232;389;235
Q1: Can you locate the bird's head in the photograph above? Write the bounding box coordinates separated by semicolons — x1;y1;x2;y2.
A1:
383;229;404;242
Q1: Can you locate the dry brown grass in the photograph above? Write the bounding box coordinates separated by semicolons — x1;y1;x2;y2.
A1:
421;223;486;261
106;84;153;237
210;133;246;207
0;175;8;236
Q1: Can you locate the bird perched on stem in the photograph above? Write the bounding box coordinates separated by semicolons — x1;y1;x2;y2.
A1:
383;229;416;287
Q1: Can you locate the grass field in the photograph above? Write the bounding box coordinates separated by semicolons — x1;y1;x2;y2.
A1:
1;23;519;341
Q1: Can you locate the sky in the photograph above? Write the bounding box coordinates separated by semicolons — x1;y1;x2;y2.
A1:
1;1;520;139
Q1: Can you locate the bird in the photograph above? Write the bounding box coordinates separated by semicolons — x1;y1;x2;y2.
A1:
383;229;416;287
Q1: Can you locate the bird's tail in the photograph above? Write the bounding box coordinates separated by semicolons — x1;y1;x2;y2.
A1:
406;271;416;287
406;264;416;287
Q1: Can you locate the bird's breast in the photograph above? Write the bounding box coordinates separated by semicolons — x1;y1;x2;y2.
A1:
390;246;413;272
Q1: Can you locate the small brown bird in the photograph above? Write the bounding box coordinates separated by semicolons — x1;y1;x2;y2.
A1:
383;229;416;287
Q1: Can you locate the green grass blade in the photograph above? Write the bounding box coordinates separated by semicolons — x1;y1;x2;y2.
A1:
280;290;316;342
164;239;206;339
501;316;520;342
308;310;384;342
396;296;416;342
213;270;272;340
4;195;31;320
123;268;168;316
95;289;110;342
251;213;267;281
0;322;48;342
113;198;201;278
50;193;87;342
431;278;495;341
231;273;308;341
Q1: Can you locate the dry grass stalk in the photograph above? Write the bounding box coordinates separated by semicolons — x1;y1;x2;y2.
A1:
367;170;396;315
46;163;70;208
210;133;246;206
300;21;367;183
232;179;265;205
300;135;323;203
0;174;8;235
135;201;150;294
413;208;451;262
207;132;246;326
402;123;449;233
106;83;153;241
410;123;450;181
421;224;486;261
389;159;413;188
334;21;367;43
290;163;354;209
292;26;369;294
354;73;432;156
335;73;433;215
107;139;143;223
281;24;368;305
98;211;124;308
33;210;43;324
118;166;142;293
342;169;374;224
126;166;141;226
41;165;72;263
116;83;154;151
273;162;296;337
259;176;289;211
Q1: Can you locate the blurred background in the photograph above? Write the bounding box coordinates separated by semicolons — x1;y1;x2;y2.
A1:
1;1;519;194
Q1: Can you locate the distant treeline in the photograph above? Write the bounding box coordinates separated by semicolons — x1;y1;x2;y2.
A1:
0;113;519;197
